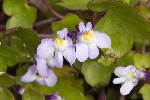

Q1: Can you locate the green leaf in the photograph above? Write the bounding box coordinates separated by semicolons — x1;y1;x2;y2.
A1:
8;27;39;57
52;13;82;38
82;60;115;86
0;73;15;87
0;87;14;100
0;45;19;67
116;51;136;66
73;60;83;71
89;1;150;58
3;0;37;29
10;36;32;62
23;84;45;100
139;84;150;100
33;77;85;100
58;0;91;10
133;54;150;71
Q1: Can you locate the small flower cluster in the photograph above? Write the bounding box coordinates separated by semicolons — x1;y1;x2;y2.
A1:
113;65;150;95
21;22;111;87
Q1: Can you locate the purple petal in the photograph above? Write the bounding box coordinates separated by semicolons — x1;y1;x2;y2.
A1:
94;30;111;48
63;45;76;66
37;38;55;59
76;43;88;62
57;28;68;39
120;81;136;95
54;51;63;68
86;22;92;31
35;76;46;85
45;92;62;100
21;65;36;83
45;68;57;87
88;43;99;59
79;22;86;34
36;56;48;77
47;58;55;67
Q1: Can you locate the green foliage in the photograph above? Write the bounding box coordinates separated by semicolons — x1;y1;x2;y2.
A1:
3;0;37;29
0;87;14;100
133;54;150;71
23;84;45;100
58;0;91;10
52;13;82;38
9;27;39;57
89;1;150;58
82;60;115;86
119;0;138;4
116;51;136;66
0;73;15;87
33;77;85;100
0;45;19;72
139;84;150;100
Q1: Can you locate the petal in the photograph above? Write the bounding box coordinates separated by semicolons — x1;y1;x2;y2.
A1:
54;51;63;68
47;58;55;67
57;28;68;39
113;77;126;84
114;67;127;77
45;68;57;87
86;22;92;31
94;30;111;48
36;56;48;77
120;81;136;95
63;45;76;66
88;43;99;59
76;43;88;62
21;65;36;83
79;22;86;33
37;38;55;59
35;76;46;85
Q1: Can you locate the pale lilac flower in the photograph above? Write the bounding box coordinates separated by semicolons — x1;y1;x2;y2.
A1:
21;65;57;87
45;92;62;100
113;65;141;95
76;22;111;62
36;28;76;77
15;85;25;95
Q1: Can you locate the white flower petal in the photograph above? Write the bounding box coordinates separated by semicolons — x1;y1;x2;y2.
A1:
35;76;46;85
63;45;76;66
76;43;88;62
86;22;92;31
37;38;55;59
79;22;86;33
114;67;128;77
45;68;57;87
21;65;36;83
47;58;55;67
54;51;63;68
94;30;111;48
120;81;136;95
88;43;99;59
36;56;48;77
113;77;126;84
57;28;68;39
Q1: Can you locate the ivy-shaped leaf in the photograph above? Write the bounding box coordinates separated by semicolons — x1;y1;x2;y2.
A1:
133;54;150;71
0;73;15;87
23;84;45;100
58;0;91;10
32;77;85;100
52;13;83;38
89;1;150;58
3;0;37;29
139;84;150;100
0;87;14;100
82;60;115;86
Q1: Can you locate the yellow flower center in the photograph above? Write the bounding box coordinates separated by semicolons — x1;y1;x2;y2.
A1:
55;38;67;51
129;72;135;79
82;31;94;43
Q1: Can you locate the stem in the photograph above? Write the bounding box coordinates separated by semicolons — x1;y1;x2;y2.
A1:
43;0;64;19
142;44;145;54
120;94;125;100
34;17;57;27
92;12;98;25
98;88;106;100
38;34;51;38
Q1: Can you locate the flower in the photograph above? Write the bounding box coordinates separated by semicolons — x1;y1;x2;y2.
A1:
45;92;62;100
75;22;111;62
21;64;57;87
113;65;141;95
36;28;76;77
